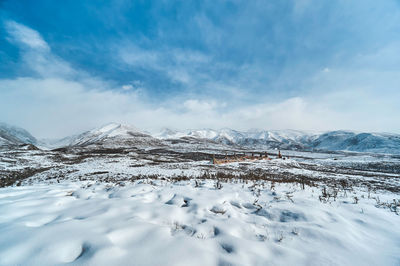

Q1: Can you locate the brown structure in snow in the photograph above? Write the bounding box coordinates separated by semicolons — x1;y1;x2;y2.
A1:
212;152;271;165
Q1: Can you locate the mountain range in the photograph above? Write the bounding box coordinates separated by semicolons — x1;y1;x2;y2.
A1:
154;128;400;154
1;122;400;154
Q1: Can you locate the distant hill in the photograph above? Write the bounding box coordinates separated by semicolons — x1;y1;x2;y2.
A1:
0;123;37;147
2;122;400;154
154;128;400;154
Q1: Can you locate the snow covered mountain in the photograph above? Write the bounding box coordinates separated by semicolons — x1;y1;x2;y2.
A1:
153;128;400;154
154;128;240;145
0;123;37;147
312;131;400;154
57;123;163;148
1;122;400;154
155;128;315;149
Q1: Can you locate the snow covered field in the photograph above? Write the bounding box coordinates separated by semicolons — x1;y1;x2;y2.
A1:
0;179;399;266
1;137;400;265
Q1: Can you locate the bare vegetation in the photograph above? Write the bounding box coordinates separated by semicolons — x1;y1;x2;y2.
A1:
0;167;51;187
1;145;399;216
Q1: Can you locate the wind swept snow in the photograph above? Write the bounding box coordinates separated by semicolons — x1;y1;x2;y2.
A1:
0;180;399;266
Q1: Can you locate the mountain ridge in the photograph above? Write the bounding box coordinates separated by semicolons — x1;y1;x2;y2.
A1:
153;127;400;154
1;122;400;154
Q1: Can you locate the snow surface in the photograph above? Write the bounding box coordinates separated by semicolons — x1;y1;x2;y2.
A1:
1;137;400;265
0;180;399;266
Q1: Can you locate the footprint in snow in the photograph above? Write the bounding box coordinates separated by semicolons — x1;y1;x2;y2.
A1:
242;202;257;210
193;224;220;239
210;204;227;214
279;210;307;222
171;223;196;236
220;242;235;254
229;201;242;209
165;194;191;207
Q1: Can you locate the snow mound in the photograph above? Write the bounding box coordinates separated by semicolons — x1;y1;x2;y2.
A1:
0;181;399;265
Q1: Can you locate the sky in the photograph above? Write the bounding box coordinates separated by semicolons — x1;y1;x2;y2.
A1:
0;0;400;138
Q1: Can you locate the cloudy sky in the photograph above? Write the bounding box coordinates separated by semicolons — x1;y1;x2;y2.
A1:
1;0;400;138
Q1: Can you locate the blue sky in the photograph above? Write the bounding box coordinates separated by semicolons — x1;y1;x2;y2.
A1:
1;0;400;138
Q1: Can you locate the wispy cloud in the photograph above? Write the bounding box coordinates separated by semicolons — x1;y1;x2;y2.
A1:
118;44;214;86
4;20;76;79
5;21;49;50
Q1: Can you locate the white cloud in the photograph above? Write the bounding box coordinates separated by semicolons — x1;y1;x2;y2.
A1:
122;84;133;91
1;73;399;138
5;21;50;50
119;46;159;68
4;20;76;78
118;44;214;85
183;99;217;113
1;21;400;138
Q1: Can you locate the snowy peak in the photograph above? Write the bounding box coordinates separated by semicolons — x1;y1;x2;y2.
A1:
86;123;141;138
0;123;37;146
153;128;312;145
152;128;184;139
157;128;242;141
187;129;220;139
66;123;151;147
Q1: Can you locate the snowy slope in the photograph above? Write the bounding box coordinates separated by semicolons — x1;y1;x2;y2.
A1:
156;128;314;143
154;128;316;150
0;123;37;146
62;123;164;148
